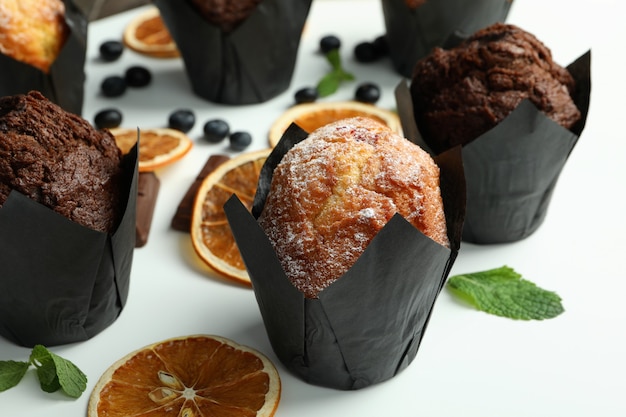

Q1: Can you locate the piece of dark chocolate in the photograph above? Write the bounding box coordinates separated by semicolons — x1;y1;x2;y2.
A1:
135;172;160;247
171;154;230;232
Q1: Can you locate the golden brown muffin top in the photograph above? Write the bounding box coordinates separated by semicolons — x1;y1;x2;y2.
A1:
258;117;448;298
0;0;69;73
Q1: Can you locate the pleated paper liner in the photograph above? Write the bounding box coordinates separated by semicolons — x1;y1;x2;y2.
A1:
153;0;312;105
0;0;87;115
396;50;591;244
225;123;465;390
0;145;138;347
381;0;513;78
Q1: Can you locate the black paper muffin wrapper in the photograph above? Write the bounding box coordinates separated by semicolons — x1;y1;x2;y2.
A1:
396;50;591;244
0;0;87;115
0;145;138;347
225;123;465;390
154;0;312;105
381;0;513;78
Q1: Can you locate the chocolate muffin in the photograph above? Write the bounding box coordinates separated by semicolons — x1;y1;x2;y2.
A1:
410;23;581;153
0;91;123;233
188;0;263;32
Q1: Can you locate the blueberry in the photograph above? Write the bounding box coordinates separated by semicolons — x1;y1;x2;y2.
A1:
203;119;230;143
372;35;389;56
101;75;126;97
320;35;341;53
168;109;195;133
354;42;379;63
355;82;381;104
99;40;124;62
229;131;252;151
94;108;123;129
125;66;152;87
294;87;318;104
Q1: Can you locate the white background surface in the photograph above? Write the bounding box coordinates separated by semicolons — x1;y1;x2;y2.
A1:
2;0;625;416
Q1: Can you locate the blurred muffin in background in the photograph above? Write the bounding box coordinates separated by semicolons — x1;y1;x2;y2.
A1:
154;0;312;104
0;0;69;73
381;0;513;77
0;0;87;115
189;0;263;32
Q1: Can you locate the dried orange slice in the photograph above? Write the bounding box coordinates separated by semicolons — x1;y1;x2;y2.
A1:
123;7;179;58
88;334;281;417
110;127;193;172
191;149;271;286
268;100;402;147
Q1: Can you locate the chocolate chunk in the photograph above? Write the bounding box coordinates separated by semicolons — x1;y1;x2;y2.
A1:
171;154;230;232
136;172;160;247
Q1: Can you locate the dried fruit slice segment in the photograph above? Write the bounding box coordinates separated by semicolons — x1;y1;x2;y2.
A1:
110;127;193;172
191;149;271;285
268;100;401;147
123;7;180;58
88;335;281;417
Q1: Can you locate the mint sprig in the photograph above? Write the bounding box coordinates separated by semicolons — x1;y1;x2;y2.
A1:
0;361;30;392
446;266;564;320
316;49;355;97
0;345;87;398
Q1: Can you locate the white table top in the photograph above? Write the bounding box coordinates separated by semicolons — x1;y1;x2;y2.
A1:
2;0;625;416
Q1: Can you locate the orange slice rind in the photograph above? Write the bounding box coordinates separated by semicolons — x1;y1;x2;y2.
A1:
123;7;180;58
190;149;271;286
88;334;281;417
110;127;193;172
268;100;402;147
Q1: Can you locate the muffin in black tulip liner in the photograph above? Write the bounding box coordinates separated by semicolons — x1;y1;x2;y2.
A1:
381;0;513;78
0;92;138;347
395;23;591;244
0;0;87;115
153;0;312;105
225;122;465;390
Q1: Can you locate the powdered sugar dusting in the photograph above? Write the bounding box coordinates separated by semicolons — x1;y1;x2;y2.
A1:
258;117;448;298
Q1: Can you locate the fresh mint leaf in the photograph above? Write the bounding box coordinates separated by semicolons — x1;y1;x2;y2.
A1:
48;350;87;398
30;345;61;393
316;49;355;97
29;345;87;398
326;48;342;71
317;73;341;97
0;360;29;392
338;69;356;82
1;346;87;398
446;266;564;320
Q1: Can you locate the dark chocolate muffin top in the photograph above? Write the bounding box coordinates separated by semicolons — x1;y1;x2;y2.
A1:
188;0;263;32
0;91;123;233
410;23;581;153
